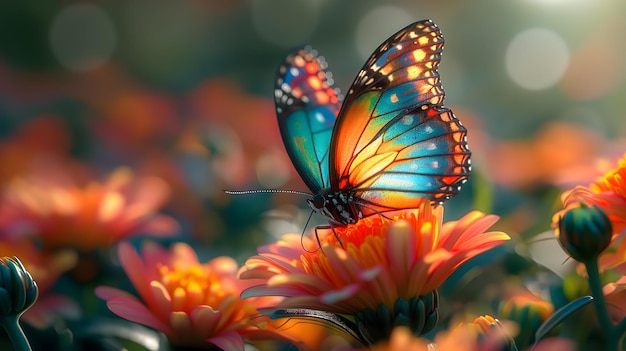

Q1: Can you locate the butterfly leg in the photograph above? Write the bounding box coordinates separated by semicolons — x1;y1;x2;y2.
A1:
314;223;345;250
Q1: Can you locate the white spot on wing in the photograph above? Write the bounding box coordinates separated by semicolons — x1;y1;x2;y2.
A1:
401;116;414;125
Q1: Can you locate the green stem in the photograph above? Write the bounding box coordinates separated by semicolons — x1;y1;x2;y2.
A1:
1;316;32;351
586;259;620;351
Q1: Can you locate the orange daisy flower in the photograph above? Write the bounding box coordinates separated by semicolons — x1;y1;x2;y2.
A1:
96;242;292;350
240;198;510;344
0;167;179;252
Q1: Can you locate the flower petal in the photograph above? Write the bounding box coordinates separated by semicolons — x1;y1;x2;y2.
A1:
190;305;222;337
117;242;152;299
386;220;416;292
106;296;171;334
148;280;174;315
207;331;245;351
320;284;360;304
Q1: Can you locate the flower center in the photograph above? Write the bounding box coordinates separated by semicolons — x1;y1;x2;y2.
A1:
158;264;227;312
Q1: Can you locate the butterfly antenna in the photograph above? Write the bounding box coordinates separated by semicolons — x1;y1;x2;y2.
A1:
224;189;313;197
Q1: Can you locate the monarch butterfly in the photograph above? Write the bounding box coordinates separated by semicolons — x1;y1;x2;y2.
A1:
273;19;470;226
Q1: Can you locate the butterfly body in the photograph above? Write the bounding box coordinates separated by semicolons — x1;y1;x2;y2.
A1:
307;188;362;225
274;19;470;226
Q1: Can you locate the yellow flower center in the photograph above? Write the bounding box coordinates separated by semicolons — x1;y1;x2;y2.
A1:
159;264;227;312
156;262;257;329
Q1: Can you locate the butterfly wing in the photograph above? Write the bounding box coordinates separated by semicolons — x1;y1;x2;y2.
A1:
275;47;343;193
329;19;470;214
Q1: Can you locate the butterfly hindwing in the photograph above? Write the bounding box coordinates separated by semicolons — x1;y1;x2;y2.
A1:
350;106;470;214
275;47;342;193
328;19;470;214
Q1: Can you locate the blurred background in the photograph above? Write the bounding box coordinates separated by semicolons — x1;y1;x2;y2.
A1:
1;0;626;260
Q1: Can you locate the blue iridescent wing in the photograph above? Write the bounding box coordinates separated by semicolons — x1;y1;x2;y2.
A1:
275;47;343;193
329;19;471;214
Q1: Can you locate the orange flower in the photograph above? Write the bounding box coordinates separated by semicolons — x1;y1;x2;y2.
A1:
0;167;178;251
553;153;626;270
364;327;430;351
338;316;518;351
240;199;509;344
470;119;614;189
96;242;290;350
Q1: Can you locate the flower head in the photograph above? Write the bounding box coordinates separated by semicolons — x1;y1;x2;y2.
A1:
96;242;285;350
338;316;517;351
240;199;509;343
556;204;613;263
0;167;179;251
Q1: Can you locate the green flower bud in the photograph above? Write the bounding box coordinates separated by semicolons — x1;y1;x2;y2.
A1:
0;256;38;351
557;204;613;263
498;294;553;349
0;256;38;318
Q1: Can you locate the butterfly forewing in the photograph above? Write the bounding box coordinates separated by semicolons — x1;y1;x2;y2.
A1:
349;19;444;104
275;47;343;193
328;19;470;213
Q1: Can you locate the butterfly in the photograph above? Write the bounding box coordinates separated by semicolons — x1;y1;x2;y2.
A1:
274;19;470;226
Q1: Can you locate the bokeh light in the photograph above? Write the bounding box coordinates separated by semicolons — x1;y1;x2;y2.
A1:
49;4;116;72
505;28;569;90
256;148;291;189
355;5;414;61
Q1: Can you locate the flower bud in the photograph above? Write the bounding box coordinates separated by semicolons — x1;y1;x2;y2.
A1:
557;204;613;262
498;293;553;349
0;257;38;351
0;256;38;317
471;315;518;351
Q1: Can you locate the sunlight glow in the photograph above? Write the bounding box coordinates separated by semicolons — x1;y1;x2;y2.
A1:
49;4;116;72
505;28;569;90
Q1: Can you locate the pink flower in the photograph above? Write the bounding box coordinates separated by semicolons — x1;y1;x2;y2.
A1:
96;242;288;350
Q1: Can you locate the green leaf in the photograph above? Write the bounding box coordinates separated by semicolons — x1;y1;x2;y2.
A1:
534;295;593;343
